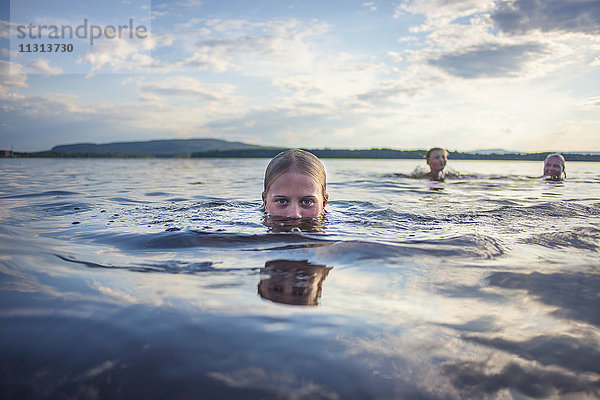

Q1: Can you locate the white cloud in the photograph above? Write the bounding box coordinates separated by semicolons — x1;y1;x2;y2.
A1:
0;19;10;39
0;48;19;58
138;76;240;105
152;32;175;48
120;76;140;85
272;55;386;111
174;17;204;31
394;0;495;30
24;59;63;75
155;18;331;76
77;36;153;75
387;51;404;63
363;2;377;11
0;61;28;88
581;96;600;110
151;10;169;19
176;0;203;7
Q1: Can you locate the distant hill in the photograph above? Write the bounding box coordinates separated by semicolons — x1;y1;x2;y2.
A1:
49;138;270;156
466;149;525;155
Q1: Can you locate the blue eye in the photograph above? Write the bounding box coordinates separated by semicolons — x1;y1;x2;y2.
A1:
275;199;287;205
301;199;314;206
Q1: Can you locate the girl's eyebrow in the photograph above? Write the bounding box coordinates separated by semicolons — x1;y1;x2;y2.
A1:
272;194;318;199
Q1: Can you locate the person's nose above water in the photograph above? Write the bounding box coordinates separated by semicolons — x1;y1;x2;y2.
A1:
286;201;302;218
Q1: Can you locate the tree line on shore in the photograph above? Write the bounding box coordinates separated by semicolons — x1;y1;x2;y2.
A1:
13;148;600;161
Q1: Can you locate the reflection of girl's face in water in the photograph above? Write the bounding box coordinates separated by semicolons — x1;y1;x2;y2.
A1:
258;260;331;306
262;172;327;219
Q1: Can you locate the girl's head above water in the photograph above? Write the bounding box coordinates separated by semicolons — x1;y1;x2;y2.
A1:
425;147;449;178
543;153;566;180
262;149;328;219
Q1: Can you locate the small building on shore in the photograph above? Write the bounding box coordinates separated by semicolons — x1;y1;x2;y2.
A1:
0;150;13;157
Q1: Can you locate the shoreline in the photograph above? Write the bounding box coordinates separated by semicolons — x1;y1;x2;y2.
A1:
9;149;600;162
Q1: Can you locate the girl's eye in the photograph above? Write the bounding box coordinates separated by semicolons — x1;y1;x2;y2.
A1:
276;199;287;205
301;199;314;206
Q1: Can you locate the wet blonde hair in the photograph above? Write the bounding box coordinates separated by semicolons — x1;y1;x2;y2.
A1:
263;149;327;198
425;147;449;161
545;153;566;177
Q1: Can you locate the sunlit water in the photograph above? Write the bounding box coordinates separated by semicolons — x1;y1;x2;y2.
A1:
1;158;599;399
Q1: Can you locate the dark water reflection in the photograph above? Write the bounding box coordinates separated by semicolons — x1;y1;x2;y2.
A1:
1;159;600;399
262;215;327;233
465;334;600;374
442;361;598;399
258;260;331;306
487;270;600;326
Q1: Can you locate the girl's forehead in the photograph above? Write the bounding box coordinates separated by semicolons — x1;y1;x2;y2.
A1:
546;157;562;164
271;172;319;186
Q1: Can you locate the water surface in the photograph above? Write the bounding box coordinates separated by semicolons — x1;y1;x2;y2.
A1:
1;158;599;399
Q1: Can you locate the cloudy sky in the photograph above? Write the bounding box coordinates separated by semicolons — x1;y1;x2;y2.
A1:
1;0;599;152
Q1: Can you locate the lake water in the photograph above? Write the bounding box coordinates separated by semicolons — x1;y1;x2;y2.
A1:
1;158;599;399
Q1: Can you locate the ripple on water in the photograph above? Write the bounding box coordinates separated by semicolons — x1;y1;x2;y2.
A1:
0;190;82;199
520;226;600;252
55;254;259;275
108;197;151;204
312;233;505;262
144;192;172;197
